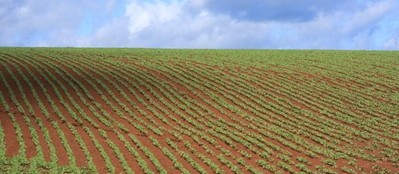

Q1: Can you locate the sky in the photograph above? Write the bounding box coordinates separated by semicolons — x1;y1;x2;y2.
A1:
1;0;399;49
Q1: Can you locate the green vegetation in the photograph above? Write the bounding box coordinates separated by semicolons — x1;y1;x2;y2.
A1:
0;48;398;173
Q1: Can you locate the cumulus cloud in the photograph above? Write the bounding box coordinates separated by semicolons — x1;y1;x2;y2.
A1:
0;0;85;45
0;0;398;49
283;0;398;49
97;0;397;49
89;0;271;48
0;0;116;46
126;0;183;35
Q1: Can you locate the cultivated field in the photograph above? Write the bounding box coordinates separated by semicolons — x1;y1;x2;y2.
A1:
0;48;398;173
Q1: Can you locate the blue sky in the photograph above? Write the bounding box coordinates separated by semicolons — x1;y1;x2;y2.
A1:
1;0;399;49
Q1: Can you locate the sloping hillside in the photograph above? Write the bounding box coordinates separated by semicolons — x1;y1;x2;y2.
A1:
0;48;398;173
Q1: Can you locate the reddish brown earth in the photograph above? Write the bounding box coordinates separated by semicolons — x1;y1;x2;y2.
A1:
74;125;106;173
0;111;19;157
0;50;398;174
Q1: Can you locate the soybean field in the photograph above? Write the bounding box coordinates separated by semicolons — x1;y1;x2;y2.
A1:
0;48;398;173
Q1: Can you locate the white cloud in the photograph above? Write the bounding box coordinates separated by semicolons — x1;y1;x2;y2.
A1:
341;0;394;35
126;0;183;35
0;0;398;49
0;0;88;46
282;0;397;49
117;0;272;48
106;0;397;49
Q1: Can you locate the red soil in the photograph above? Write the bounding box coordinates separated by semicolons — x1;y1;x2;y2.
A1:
0;63;37;159
57;123;87;167
0;52;397;174
0;111;19;157
74;126;107;173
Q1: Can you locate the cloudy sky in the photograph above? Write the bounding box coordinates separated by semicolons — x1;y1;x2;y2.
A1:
1;0;399;49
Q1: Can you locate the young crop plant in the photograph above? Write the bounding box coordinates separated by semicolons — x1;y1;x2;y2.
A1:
128;134;166;174
51;121;76;167
117;133;153;174
0;117;5;161
256;160;277;173
162;146;190;174
322;158;337;167
166;139;207;174
66;123;97;172
296;163;312;174
0;82;27;159
1;48;398;174
99;129;133;174
84;127;115;174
